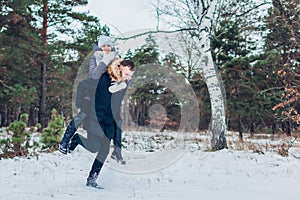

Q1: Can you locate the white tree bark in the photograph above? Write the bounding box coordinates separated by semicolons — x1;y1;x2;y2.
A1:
191;0;227;150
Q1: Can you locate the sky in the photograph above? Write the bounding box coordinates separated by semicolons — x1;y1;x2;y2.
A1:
85;0;157;35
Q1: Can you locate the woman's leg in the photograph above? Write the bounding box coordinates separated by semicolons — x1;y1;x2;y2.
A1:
69;132;102;153
76;78;98;112
58;111;87;154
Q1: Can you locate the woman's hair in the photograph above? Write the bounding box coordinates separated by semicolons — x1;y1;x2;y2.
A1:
108;58;122;82
108;59;135;82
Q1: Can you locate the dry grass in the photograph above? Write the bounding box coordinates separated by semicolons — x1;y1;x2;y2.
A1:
225;131;300;157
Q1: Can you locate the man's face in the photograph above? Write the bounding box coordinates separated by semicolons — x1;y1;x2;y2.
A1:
119;65;134;81
101;44;112;54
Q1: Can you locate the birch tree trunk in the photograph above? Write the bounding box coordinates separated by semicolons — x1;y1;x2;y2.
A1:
191;0;227;150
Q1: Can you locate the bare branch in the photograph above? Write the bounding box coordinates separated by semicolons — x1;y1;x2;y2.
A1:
185;0;200;26
0;80;16;91
114;28;197;40
235;2;271;18
272;0;300;45
256;86;287;95
287;135;300;159
156;0;161;30
106;23;125;38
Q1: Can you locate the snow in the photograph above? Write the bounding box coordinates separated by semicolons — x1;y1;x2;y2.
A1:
1;130;300;200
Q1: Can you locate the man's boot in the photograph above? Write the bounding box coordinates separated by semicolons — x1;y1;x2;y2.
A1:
86;159;103;189
111;147;126;165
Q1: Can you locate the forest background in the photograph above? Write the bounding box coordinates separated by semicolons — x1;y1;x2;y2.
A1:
0;0;299;156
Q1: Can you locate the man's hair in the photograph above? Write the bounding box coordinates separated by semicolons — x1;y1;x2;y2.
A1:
120;59;135;71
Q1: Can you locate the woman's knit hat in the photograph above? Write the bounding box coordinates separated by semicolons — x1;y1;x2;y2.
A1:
98;36;113;48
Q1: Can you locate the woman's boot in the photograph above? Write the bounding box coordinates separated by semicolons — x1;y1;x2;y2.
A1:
58;121;76;154
68;133;80;153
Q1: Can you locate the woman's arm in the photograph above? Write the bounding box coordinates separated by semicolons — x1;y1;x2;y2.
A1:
89;55;108;80
89;52;117;80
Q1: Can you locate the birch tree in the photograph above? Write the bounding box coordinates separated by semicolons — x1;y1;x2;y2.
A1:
191;0;227;150
155;0;227;149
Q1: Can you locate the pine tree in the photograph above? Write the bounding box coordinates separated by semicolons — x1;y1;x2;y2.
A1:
125;35;162;127
211;0;273;135
0;0;109;126
263;0;300;134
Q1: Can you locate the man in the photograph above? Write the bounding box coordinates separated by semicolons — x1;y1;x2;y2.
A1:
67;59;135;189
59;36;130;164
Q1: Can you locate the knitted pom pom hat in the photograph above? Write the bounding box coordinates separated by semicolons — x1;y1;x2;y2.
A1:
98;36;113;48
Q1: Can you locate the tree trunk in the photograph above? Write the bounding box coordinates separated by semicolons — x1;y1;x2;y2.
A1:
39;61;47;127
0;110;5;127
29;105;36;126
250;112;254;137
238;115;243;141
7;106;12;125
271;121;276;134
285;120;291;136
192;0;227;150
38;1;48;128
205;51;227;150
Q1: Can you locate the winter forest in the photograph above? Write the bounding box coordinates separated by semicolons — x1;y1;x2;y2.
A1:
0;0;300;199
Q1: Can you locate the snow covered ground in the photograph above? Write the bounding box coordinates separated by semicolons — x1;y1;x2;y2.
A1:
1;130;300;200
